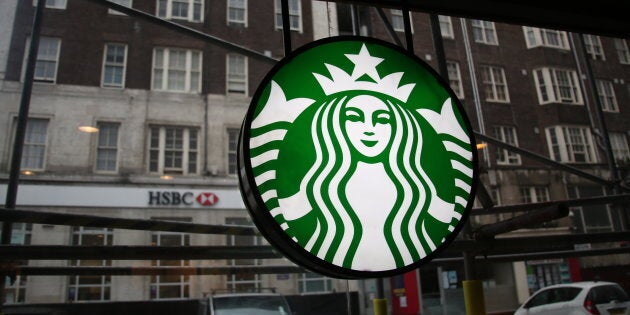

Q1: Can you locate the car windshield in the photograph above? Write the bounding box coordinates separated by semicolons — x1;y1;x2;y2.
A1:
588;285;630;304
213;295;290;315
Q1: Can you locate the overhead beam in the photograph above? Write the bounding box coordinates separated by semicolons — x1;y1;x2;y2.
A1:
2;232;628;260
471;194;630;214
1;247;628;276
0;208;258;236
322;0;630;38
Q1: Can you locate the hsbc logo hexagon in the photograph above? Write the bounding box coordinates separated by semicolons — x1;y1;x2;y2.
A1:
196;192;219;206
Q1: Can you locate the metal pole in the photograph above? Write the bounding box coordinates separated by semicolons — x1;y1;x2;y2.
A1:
428;14;447;78
0;0;46;308
280;0;292;56
374;7;404;47
401;4;413;53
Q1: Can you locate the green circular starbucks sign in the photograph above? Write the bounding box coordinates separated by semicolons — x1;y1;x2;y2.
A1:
238;36;478;278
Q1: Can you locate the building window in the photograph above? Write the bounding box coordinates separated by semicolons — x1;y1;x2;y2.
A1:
492;126;521;165
568;186;613;233
68;227;113;302
613;39;630;64
533;68;583;105
150;218;191;300
274;0;302;32
227;0;246;26
609;132;630;162
480;65;509;102
30;37;61;83
226;54;247;94
148;126;199;175
226;218;261;291
33;0;67;9
101;43;127;88
545;126;597;163
595;80;618;112
108;0;132;15
157;0;203;22
520;186;550;203
152;47;201;93
20;118;49;170
298;272;333;293
439;16;454;39
522;27;570;50
446;61;464;99
583;34;605;61
227;128;239;175
389;9;413;33
3;223;32;304
95;122;120;172
471;20;498;45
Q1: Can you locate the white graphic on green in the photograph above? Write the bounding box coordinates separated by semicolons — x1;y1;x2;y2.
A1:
248;43;473;272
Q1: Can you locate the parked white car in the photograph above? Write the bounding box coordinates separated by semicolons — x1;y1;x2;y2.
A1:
199;291;293;315
514;281;629;315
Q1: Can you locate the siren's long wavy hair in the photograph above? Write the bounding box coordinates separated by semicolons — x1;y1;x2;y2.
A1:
302;93;436;269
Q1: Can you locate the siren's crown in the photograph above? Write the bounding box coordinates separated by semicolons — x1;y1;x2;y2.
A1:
313;44;415;103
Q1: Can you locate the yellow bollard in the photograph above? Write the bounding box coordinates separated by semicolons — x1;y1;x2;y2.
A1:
463;280;486;315
373;298;387;315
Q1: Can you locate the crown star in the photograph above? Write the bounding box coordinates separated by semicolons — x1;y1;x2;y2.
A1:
313;44;416;103
345;44;384;81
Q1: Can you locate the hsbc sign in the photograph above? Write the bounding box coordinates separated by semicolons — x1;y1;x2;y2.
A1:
148;191;220;207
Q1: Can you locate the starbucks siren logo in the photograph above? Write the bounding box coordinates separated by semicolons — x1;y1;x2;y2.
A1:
239;37;477;278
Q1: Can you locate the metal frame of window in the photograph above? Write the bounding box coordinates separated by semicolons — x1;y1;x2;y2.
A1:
595;79;618;112
68;227;113;302
151;47;202;93
226;54;248;95
2;0;629;305
523;27;570;50
583;34;605;61
471;20;498;45
480;65;509;102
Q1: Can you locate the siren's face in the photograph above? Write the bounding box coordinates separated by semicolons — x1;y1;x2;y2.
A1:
343;95;392;158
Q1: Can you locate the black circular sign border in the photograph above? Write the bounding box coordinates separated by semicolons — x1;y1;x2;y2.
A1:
238;35;479;279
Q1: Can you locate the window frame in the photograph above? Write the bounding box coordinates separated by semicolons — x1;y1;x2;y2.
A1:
533;68;584;105
274;0;303;32
520;186;550;204
480;65;510;103
150;218;191;300
227;0;247;26
24;37;61;84
148;125;200;176
225;217;262;291
471;20;498;45
583;34;606;61
33;0;67;9
101;43;128;88
613;39;630;64
595;79;619;112
446;60;464;99
226;54;248;95
522;27;570;50
492;126;521;165
545;125;598;163
438;15;454;39
298;272;333;294
227;128;239;176
107;0;132;15
609;132;630;162
151;47;202;93
68;227;113;302
390;9;414;33
18;117;50;171
156;0;203;22
94;122;121;173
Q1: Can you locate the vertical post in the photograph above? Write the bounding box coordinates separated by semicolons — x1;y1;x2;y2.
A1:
429;14;448;78
280;0;292;56
575;33;627;229
1;0;46;307
350;5;360;36
401;5;413;53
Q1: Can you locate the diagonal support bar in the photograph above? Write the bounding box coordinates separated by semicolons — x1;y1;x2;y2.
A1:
0;208;258;235
84;0;277;64
475;132;618;188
